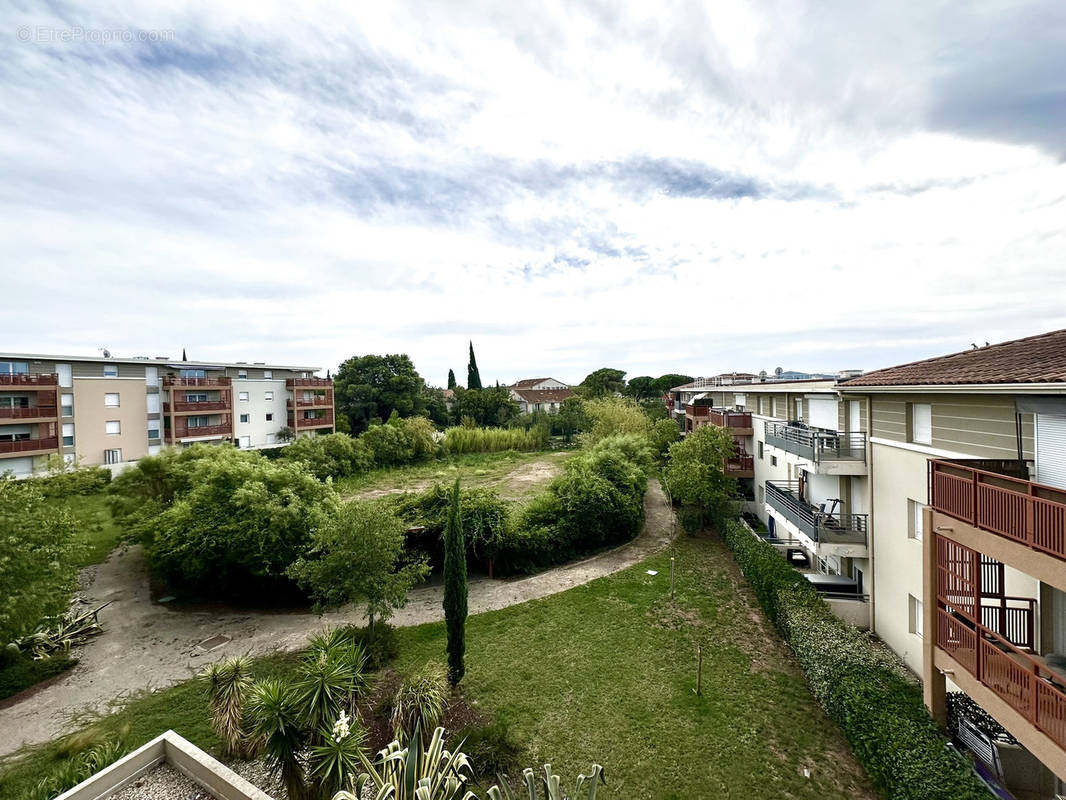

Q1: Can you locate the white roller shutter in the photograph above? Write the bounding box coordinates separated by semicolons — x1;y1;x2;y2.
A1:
808;397;838;430
1036;413;1066;490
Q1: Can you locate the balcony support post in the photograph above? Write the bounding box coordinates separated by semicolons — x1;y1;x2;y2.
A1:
923;508;947;725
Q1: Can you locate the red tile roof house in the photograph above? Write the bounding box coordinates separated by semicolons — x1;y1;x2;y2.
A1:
508;378;574;413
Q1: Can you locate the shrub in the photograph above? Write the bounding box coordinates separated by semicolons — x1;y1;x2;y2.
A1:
390;663;449;741
361;423;413;466
401;416;440;461
442;426;548;454
38;456;112;497
664;425;737;529
281;432;373;479
340;622;399;670
720;520;992;800
582;396;651;443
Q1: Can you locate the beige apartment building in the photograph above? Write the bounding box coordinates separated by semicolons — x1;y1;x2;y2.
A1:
0;353;335;476
840;330;1066;799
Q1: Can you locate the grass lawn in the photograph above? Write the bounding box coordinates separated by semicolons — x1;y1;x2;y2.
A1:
334;449;573;503
46;493;124;567
0;533;877;800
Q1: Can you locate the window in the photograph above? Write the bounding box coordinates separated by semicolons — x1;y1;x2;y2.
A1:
147;394;160;414
103;364;118;377
758;441;764;460
104;393;120;407
910;403;932;445
771;455;778;467
61;393;73;416
185;392;207;403
62;423;74;447
104;448;122;465
795;398;803;421
908;499;925;541
909;595;924;637
264;391;274;401
148;423;160;440
734;393;746;408
771;397;779;418
180;368;206;379
0;395;29;409
239;392;249;401
0;361;29;374
238;369;248;379
264;370;272;379
105;420;120;435
266;413;274;422
240;413;250;423
187;415;212;428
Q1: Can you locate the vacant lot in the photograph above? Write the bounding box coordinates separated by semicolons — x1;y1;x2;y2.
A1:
336;449;572;502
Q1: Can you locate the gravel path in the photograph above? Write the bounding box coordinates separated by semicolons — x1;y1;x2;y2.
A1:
0;481;677;760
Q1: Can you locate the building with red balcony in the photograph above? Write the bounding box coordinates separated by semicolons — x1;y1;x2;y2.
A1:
0;368;60;474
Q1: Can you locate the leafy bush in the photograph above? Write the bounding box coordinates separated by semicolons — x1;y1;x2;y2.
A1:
24;731;128;800
361;423;414;466
0;477;83;646
339;622;399;669
664;425;737;529
720;520;992;800
401;416;441;461
281;432;374;479
442;425;548;454
649;417;680;462
37;456;112;497
581;396;651;443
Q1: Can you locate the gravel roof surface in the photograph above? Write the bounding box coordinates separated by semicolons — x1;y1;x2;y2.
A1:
110;763;217;800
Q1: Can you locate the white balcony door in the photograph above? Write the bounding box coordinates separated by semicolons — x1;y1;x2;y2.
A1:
808;397;837;430
1036;413;1066;490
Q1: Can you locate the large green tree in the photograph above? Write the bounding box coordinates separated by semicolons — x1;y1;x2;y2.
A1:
442;479;467;687
334;354;426;434
624;375;656;400
467;342;482;390
579;368;626;397
450;386;518;427
652;374;694;395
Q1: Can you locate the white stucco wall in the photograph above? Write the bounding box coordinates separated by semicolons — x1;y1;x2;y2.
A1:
233;379;289;448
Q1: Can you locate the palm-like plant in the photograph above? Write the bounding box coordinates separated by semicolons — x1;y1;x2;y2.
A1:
297;635;367;736
246;678;309;800
308;713;367;799
486;765;607;800
203;655;255;758
390;664;448;742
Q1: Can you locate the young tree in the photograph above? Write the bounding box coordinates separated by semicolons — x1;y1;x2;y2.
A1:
447;369;456;390
442;479;467;687
663;425;738;529
467;342;482;390
289;501;429;633
334;354;427;434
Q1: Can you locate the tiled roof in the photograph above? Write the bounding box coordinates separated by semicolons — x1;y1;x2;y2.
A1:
841;328;1066;387
512;377;567;389
512;387;575;403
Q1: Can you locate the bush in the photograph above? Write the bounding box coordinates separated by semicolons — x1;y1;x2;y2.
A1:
37;456;112;497
720;520;992;800
401;416;440;461
361;423;413;466
442;425;548;454
340;623;399;670
582;396;651;443
281;432;373;479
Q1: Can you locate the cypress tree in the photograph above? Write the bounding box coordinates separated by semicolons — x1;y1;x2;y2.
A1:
467;342;482;390
447;369;456;390
443;478;467;687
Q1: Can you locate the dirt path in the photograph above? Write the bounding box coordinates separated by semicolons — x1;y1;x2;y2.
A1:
0;480;677;760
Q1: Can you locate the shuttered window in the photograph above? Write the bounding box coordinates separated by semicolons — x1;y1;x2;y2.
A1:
911;403;932;445
1036;414;1066;490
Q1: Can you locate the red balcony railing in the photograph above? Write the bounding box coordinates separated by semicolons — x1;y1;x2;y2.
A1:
291;395;332;408
0;436;59;455
0;405;58;419
163;376;232;387
164;399;231;413
686;405;711;418
296;409;334;428
725;454;755;474
0;373;58;386
937;607;1066;751
170;424;232;439
929;459;1066;563
286;377;332;388
710;409;753;429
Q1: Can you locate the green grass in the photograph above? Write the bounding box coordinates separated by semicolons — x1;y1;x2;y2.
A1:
45;493;123;567
1;533;878;799
335;450;572;502
0;654;78;702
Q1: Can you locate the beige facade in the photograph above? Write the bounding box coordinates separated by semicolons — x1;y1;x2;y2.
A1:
71;377;150;467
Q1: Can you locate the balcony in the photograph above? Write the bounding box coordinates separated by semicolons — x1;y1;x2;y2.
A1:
929;459;1066;565
724;453;755;477
0;373;58;387
0;436;59;456
764;421;866;474
294;409;334;429
290;395;332;409
162;376;232;388
286;377;332;388
764;480;868;555
168;415;233;440
164;395;232;413
0;405;58;420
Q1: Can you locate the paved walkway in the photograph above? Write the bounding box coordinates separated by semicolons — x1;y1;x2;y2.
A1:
0;480;677;759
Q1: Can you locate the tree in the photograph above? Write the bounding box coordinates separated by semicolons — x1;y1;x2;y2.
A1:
467;342;482;390
651;374;694;395
361;423;413;466
334;354;427;434
421;386;451;427
624;375;656;400
289;501;429;632
555;396;587;442
281;432;373;479
663;425;737;529
0;477;82;646
442;479;467;687
450;386;518;427
649;418;680;462
447;369;456;390
582;396;651;442
579;368;626;397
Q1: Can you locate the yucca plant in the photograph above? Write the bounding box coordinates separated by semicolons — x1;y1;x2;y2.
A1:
297;634;367;737
204;655;256;758
486;764;606;800
246;677;310;800
390;663;449;742
308;711;367;799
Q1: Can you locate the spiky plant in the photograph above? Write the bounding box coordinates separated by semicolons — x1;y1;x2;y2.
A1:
486;764;607;800
308;712;367;799
204;655;255;758
296;638;366;741
390;664;448;742
246;678;309;800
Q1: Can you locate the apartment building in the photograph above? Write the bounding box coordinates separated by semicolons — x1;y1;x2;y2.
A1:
0;353;335;476
840;331;1066;798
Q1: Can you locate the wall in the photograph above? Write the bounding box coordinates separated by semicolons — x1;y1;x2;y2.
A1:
232;379;290;448
71;378;148;466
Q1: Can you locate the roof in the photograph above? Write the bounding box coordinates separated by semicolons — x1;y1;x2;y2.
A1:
511;387;575;403
512;377;567;389
0;351;321;372
840;329;1066;388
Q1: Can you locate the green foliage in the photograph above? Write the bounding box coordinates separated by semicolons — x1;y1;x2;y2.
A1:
335;354;427;435
24;731;129;800
720;521;992;800
487;764;607;800
581;397;651;443
402;416;441;461
0;650;77;701
340;622;400;670
247;678;310;800
578;368;626;397
650;374;693;395
339;725;476;800
622;375;655;400
649;418;680;462
391;663;449;740
450;386;519;427
131;448;341;596
663;425;737;528
0;477;82;646
638;398;669;421
443;426;547;454
290;501;429;628
277;425;297;443
443;480;467;687
452;719;523;779
282;432;374;479
204;655;256;758
555;397;587;442
37;455;112;496
467;341;483;390
448;369;457;390
362;423;415;467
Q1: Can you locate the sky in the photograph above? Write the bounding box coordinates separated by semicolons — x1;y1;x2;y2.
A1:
3;0;1065;387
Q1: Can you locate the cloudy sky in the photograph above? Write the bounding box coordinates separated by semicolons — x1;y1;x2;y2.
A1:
3;1;1065;386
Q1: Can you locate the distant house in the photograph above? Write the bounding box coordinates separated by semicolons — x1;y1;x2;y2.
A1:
509;377;574;414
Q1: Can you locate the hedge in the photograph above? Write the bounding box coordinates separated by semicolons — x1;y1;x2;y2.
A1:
720;520;992;800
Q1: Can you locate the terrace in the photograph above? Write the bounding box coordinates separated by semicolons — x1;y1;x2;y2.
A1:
764;421;866;465
764;480;868;555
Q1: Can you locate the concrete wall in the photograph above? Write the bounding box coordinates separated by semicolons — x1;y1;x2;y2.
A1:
72;378;148;466
233;379;290;448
